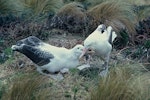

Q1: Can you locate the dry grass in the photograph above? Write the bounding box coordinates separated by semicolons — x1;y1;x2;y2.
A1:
1;73;50;100
0;0;11;14
57;2;86;17
20;0;64;16
0;0;64;18
87;0;137;38
91;62;150;100
0;0;23;15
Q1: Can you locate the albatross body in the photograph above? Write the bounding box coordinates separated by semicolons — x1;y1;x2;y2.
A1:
80;24;117;76
37;43;84;73
11;36;84;76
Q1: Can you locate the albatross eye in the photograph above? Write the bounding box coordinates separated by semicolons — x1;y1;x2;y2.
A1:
101;30;104;33
88;49;92;51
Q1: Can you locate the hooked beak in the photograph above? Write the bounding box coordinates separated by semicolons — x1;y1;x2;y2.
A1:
79;48;88;59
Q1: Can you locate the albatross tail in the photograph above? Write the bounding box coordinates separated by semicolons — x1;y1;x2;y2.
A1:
107;26;117;44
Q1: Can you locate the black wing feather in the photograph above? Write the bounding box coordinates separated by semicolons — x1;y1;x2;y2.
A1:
17;44;54;66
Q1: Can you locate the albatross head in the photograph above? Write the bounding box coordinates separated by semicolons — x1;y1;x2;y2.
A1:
96;24;106;33
72;44;84;57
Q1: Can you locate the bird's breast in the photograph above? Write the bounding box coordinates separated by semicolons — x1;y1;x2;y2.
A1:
94;41;112;56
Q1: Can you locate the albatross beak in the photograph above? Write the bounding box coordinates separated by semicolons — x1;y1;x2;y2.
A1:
79;48;88;59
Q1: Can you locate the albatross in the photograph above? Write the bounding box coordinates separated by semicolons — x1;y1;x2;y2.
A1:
80;24;117;76
11;36;84;78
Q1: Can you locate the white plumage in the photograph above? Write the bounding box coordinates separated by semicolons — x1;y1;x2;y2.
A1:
36;43;84;74
80;24;117;76
11;36;84;77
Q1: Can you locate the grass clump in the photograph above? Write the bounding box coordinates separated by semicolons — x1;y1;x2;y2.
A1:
87;0;137;38
20;0;64;19
91;63;150;100
0;0;64;21
49;2;88;34
1;73;50;100
0;0;23;15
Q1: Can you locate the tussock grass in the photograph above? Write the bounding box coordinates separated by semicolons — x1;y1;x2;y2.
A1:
20;0;64;16
0;0;11;14
91;62;150;100
0;0;23;15
87;0;137;38
50;2;88;34
0;0;63;19
1;73;50;100
57;2;86;16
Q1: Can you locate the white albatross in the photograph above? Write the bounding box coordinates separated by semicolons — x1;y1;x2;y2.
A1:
80;24;117;76
11;36;84;79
